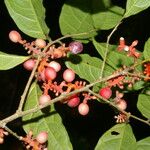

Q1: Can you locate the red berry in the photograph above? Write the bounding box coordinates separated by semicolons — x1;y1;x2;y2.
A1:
78;103;89;116
39;94;51;105
36;131;48;144
48;61;61;72
45;67;57;81
116;99;127;111
63;69;75;82
99;87;112;99
35;39;46;48
23;59;35;71
69;41;83;54
67;95;80;108
9;30;21;43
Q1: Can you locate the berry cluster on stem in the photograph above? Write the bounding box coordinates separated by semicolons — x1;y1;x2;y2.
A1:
0;29;149;149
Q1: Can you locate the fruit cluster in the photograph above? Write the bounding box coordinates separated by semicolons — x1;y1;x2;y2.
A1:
8;31;147;148
9;30;95;116
9;31;133;118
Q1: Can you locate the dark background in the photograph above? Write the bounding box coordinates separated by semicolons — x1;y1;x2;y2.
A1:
0;0;150;149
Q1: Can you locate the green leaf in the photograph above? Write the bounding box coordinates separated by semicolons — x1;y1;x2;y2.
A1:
0;51;29;70
93;39;143;70
23;82;73;150
65;54;114;83
124;0;150;18
143;38;150;59
92;4;124;30
131;80;145;91
137;93;150;119
136;137;150;150
59;0;97;40
5;0;49;39
95;124;136;150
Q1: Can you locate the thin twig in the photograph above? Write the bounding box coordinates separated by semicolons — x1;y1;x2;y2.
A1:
43;29;97;53
4;126;21;140
17;56;41;112
99;21;122;79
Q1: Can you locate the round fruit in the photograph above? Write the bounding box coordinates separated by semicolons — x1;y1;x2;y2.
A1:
69;41;83;54
45;67;57;81
63;69;75;82
67;95;80;108
78;103;89;116
9;30;21;43
116;99;127;111
36;131;48;144
35;39;46;48
23;59;35;71
99;87;112;99
48;61;61;72
39;94;51;105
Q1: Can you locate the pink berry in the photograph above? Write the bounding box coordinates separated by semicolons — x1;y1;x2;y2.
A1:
35;38;46;48
9;30;21;43
23;59;35;71
48;61;61;72
67;95;80;108
63;69;75;82
45;67;57;81
36;131;48;144
116;99;127;111
99;87;112;99
69;41;83;54
78;103;89;116
39;94;51;105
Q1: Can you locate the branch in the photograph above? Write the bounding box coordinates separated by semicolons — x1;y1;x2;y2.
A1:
0;65;137;126
17;56;41;112
4;126;21;140
43;29;97;52
99;21;122;79
88;89;150;126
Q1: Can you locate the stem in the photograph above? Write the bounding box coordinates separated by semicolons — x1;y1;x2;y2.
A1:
4;126;21;140
129;114;150;126
99;21;122;79
0;87;88;125
88;90;150;126
127;72;150;80
43;29;97;52
133;58;150;68
17;56;41;112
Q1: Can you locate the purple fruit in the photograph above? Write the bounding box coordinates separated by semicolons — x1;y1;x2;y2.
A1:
69;41;83;54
